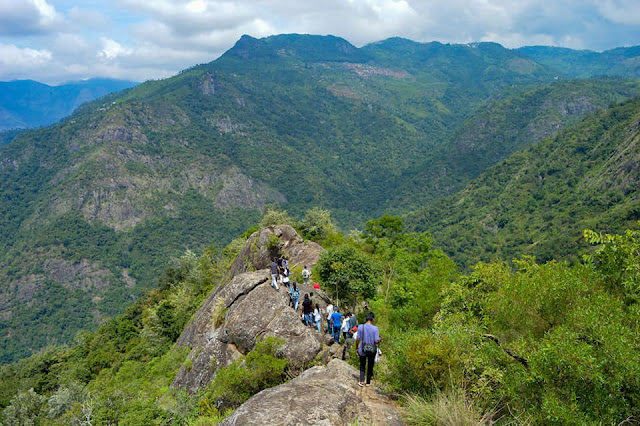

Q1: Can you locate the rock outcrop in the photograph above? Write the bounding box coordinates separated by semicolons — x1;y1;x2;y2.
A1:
220;359;404;426
172;225;326;393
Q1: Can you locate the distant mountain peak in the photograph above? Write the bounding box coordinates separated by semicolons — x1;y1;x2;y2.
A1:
222;33;367;63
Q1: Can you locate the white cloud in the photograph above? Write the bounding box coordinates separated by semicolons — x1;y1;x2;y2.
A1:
68;7;110;31
596;0;640;25
0;0;62;35
98;38;133;61
0;43;52;67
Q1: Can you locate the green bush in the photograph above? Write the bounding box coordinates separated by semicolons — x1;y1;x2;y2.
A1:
299;207;335;241
203;337;288;410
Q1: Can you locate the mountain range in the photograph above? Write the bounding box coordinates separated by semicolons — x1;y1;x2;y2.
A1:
1;33;640;363
0;78;138;133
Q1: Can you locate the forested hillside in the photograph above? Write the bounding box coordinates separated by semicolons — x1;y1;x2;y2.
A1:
1;213;638;424
2;33;640;364
407;98;640;268
518;45;640;79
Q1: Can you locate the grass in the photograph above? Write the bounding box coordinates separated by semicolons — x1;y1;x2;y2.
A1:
401;388;497;426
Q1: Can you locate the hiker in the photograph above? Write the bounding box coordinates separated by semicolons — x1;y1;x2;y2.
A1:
282;267;290;288
302;294;313;326
341;313;351;341
356;311;381;387
330;306;343;344
342;325;358;361
282;257;289;276
277;256;284;284
309;292;318;312
313;305;322;333
348;311;357;330
269;258;279;291
325;303;334;335
302;265;312;286
289;282;300;310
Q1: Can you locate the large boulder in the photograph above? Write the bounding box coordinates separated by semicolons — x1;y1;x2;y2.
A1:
228;225;323;277
172;226;326;393
220;359;404;426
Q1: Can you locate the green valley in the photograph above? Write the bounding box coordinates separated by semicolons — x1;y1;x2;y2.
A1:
2;33;640;365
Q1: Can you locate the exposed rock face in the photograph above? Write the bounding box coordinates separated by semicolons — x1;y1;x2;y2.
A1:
172;226;326;393
200;73;216;96
43;258;113;290
228;225;323;277
220;359;404;426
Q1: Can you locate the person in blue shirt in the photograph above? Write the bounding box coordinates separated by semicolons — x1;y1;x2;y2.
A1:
330;307;343;344
356;311;381;386
288;282;300;310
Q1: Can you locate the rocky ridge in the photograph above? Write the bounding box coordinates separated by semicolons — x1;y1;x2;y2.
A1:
172;225;325;392
171;225;402;425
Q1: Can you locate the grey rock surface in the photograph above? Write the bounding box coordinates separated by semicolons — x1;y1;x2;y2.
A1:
172;226;326;393
228;225;323;277
220;359;404;426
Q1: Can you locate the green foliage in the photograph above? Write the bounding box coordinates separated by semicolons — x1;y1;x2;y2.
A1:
315;244;382;308
259;205;298;228
203;337;288;409
299;207;336;241
365;214;405;241
401;390;496;426
211;297;227;328
407;98;640;269
583;227;640;304
0;235;247;424
384;228;640;424
2;388;47;426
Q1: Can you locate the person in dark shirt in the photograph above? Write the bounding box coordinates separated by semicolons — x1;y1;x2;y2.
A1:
302;294;313;326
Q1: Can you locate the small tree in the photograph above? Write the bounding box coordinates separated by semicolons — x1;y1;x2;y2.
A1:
3;388;46;425
259;205;297;228
299;207;335;241
314;244;382;309
365;214;404;241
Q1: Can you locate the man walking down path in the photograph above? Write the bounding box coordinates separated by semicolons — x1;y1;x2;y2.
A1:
326;304;334;335
331;307;343;344
356;311;381;387
270;258;280;291
302;294;313;326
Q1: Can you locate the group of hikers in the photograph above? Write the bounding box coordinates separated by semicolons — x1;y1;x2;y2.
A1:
269;257;382;387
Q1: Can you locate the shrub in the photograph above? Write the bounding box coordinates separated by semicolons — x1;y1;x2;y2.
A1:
402;390;496;426
203;337;288;410
299;207;335;241
3;388;47;426
211;297;227;328
259;206;297;228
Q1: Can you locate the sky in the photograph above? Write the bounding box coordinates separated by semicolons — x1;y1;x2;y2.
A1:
1;0;639;85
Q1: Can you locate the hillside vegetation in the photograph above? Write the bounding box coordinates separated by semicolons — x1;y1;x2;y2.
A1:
1;214;638;424
2;33;640;364
406;98;640;268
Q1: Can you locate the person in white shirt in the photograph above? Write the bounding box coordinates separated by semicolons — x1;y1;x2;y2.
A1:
302;265;311;285
325;303;333;335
